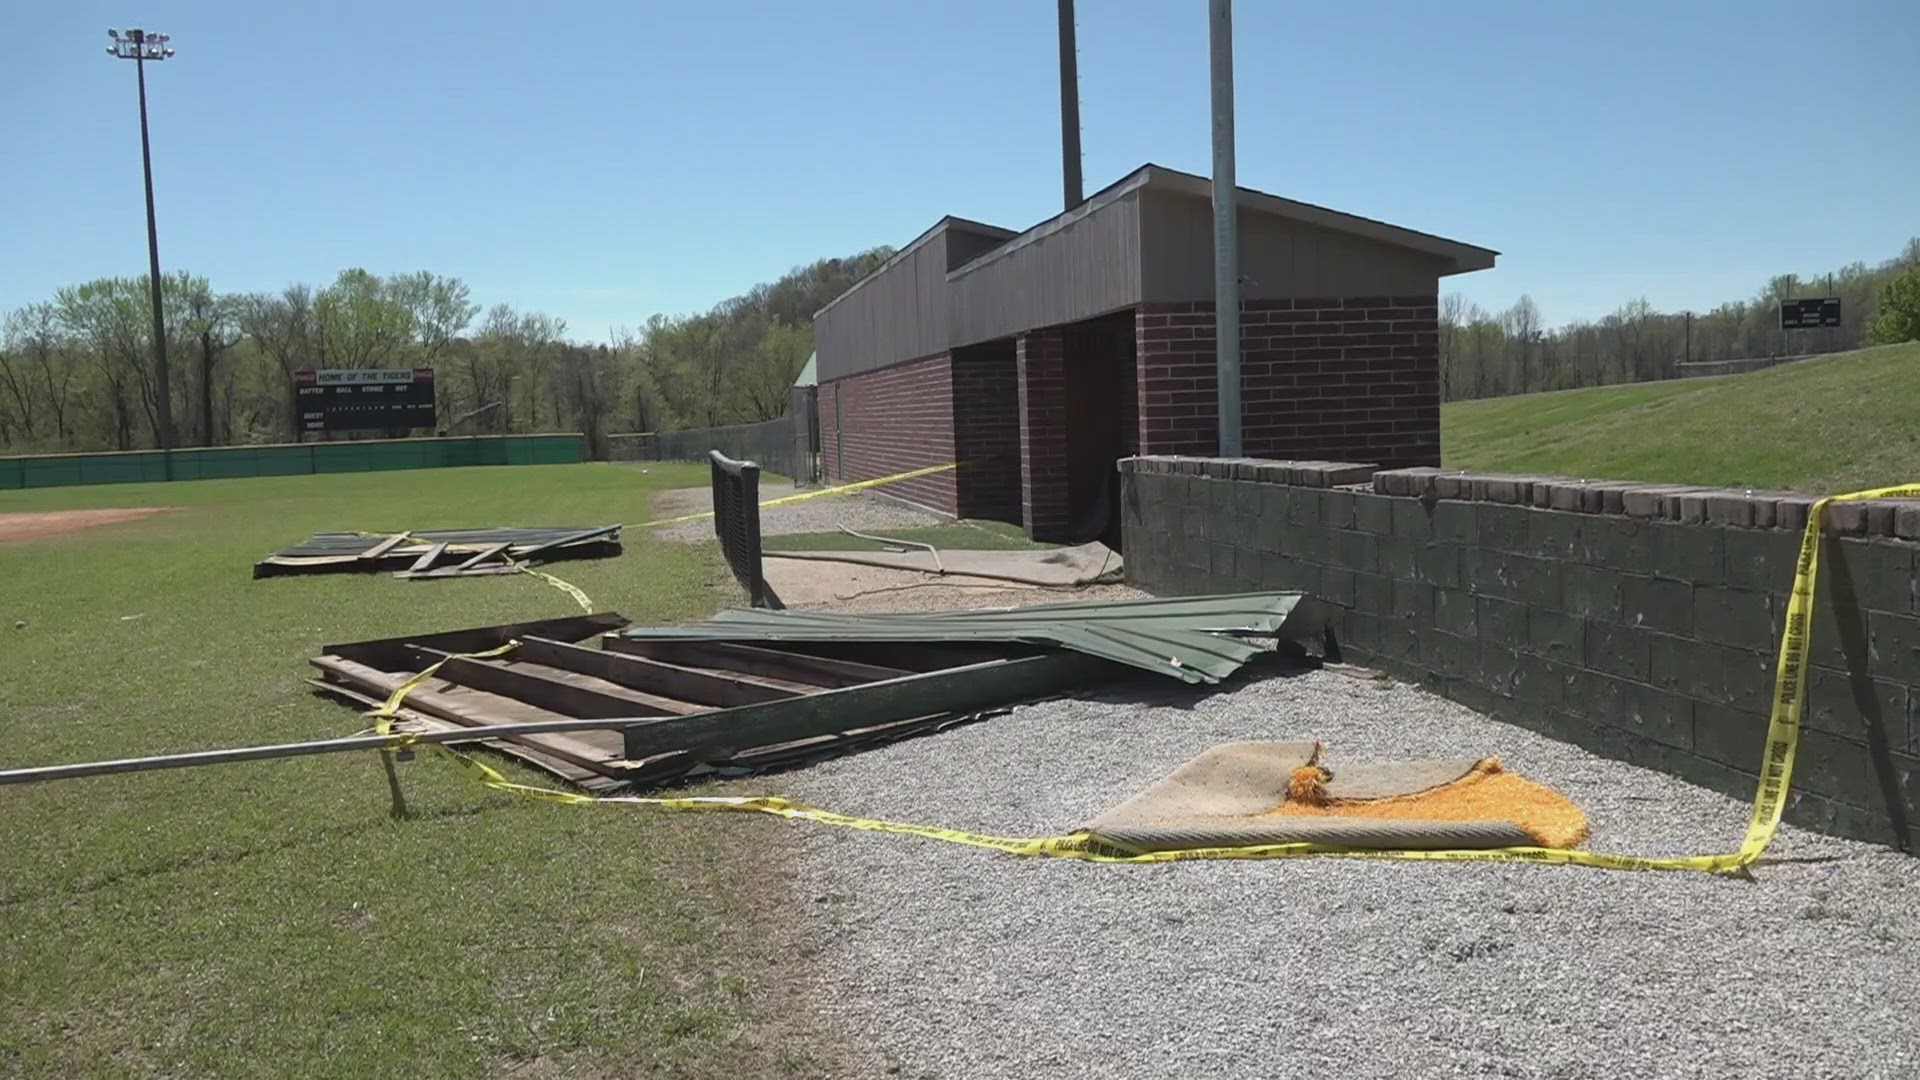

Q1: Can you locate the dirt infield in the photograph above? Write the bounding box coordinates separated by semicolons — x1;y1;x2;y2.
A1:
0;508;171;544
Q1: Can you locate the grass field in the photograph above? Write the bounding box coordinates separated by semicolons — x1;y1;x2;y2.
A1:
761;518;1049;553
1442;341;1920;493
0;463;839;1078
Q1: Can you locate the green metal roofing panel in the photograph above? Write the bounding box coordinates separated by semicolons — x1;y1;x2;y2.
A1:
613;592;1318;684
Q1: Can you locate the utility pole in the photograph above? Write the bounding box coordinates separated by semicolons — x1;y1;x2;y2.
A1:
107;27;177;465
1057;0;1083;210
1209;0;1240;457
1684;311;1693;365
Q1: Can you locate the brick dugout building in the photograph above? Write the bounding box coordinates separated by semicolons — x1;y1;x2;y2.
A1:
812;164;1497;541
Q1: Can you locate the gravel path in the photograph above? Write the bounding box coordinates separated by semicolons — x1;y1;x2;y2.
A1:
649;487;944;544
758;665;1920;1080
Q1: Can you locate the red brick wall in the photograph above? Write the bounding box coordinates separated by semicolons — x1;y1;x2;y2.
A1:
818;352;958;515
1017;328;1071;540
1134;296;1440;467
950;343;1022;521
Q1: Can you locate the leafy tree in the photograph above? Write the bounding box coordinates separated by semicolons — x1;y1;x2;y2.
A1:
1868;268;1920;344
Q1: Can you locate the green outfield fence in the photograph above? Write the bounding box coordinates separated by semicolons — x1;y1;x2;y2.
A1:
0;434;584;490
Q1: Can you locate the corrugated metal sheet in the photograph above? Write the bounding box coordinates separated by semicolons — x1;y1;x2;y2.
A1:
613;592;1321;684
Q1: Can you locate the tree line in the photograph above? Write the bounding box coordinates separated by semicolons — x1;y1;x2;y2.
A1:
1440;238;1920;400
0;249;893;457
6;237;1917;454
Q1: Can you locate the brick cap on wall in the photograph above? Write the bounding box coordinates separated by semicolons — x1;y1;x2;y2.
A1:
1120;455;1376;488
1119;455;1920;541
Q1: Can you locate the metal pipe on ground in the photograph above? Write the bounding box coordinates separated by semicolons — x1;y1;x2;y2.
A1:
0;715;660;787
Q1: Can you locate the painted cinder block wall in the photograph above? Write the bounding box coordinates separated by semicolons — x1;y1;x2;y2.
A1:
1120;455;1920;851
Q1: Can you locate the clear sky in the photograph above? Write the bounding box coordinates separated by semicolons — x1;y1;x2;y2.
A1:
4;1;1914;340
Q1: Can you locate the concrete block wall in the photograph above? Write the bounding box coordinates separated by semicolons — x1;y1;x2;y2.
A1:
1134;297;1440;466
1120;456;1920;851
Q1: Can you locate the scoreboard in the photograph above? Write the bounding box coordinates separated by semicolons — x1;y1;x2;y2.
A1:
1779;298;1841;330
297;368;436;433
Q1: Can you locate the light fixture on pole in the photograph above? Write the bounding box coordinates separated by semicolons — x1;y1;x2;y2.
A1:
106;27;179;462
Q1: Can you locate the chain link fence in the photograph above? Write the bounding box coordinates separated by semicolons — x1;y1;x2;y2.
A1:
609;416;813;486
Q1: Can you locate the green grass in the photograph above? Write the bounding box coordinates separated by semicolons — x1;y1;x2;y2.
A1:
1441;341;1920;494
0;463;843;1078
762;518;1050;553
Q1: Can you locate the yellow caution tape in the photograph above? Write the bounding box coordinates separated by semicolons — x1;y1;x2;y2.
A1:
511;563;595;613
636;462;958;528
374;484;1916;875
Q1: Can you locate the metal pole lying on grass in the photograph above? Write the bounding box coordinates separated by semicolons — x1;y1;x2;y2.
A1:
0;716;659;787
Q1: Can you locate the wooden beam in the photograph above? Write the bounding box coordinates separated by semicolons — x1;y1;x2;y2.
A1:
407;540;448;573
620;651;1109;761
516;636;798;707
310;680;628;794
326;612;628;667
455;541;513;571
309;655;621;774
602;636;907;688
402;646;700;718
398;564;524;579
361;531;413;561
510;524;621;563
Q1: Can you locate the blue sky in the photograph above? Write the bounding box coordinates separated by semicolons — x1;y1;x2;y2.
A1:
4;1;1914;340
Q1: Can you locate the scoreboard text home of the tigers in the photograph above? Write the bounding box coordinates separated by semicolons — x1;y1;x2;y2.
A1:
296;368;436;433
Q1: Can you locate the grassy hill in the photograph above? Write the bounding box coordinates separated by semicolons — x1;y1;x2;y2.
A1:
1441;341;1920;494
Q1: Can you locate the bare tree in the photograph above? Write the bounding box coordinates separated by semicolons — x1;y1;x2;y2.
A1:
238;285;316;440
554;342;616;458
180;279;240;445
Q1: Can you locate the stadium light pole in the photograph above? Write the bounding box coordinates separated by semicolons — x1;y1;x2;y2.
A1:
106;27;178;461
1208;0;1240;458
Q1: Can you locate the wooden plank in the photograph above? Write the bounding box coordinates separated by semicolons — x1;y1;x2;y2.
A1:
455;541;513;571
402;646;699;718
398;564;525;579
407;540;449;573
602;636;908;688
620;650;1110;761
326;612;628;667
361;531;414;561
517;636;798;707
309;679;626;794
509;524;621;563
310;655;624;773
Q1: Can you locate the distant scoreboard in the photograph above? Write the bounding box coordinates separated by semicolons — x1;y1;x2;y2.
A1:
297;368;436;433
1780;298;1841;329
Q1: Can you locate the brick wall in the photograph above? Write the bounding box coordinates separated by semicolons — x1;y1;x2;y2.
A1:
1135;297;1440;467
1121;455;1920;851
1017;328;1071;539
818;352;958;514
951;343;1021;521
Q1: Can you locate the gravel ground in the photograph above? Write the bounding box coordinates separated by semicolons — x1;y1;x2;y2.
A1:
759;665;1920;1080
649;487;943;544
